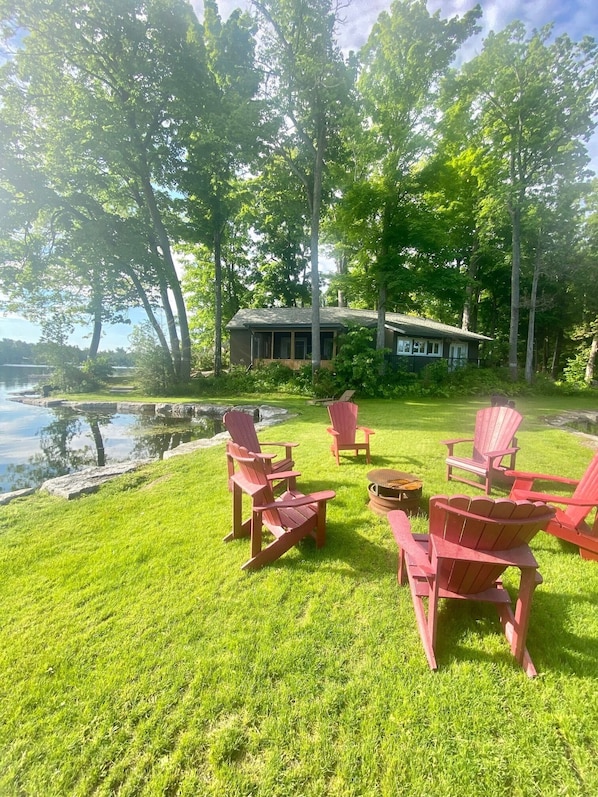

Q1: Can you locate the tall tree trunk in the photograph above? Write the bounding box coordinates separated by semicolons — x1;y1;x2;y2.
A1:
89;302;102;360
508;202;522;381
376;283;387;351
336;253;347;307
310;126;325;375
214;224;223;377
124;265;177;381
524;240;542;384
141;173;191;380
462;238;479;332
133;141;191;381
550;330;562;379
585;328;598;384
156;271;182;376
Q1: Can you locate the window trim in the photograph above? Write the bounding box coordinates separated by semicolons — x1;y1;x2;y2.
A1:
396;336;443;357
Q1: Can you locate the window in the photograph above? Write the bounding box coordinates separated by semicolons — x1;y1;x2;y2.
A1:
321;331;334;360
253;332;271;359
396;336;442;357
273;331;291;359
294;332;311;360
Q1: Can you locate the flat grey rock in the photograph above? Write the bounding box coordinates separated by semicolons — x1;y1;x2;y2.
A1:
0;487;37;505
41;460;150;500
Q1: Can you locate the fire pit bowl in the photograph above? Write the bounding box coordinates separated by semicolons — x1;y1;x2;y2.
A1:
367;468;422;516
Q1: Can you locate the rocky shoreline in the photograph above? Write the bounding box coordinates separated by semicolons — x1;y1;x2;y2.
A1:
1;401;294;504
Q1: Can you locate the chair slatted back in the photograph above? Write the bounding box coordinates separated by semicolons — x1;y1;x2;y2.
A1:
569;451;598;529
472;406;522;464
224;411;261;454
327;402;358;445
227;442;282;527
429;495;554;595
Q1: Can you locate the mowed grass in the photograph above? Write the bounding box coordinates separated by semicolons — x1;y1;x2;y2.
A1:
1;395;597;796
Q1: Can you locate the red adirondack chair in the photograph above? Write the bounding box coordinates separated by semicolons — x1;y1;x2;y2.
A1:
326;401;375;465
224;410;298;491
226;442;335;570
389;496;556;676
508;451;598;561
442;406;522;494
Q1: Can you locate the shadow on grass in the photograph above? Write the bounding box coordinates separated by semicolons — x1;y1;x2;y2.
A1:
394;575;598;678
530;587;598;678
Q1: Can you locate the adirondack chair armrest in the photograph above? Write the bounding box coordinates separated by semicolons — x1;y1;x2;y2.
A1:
230;474;265;499
431;536;538;569
357;426;375;436
255;490;336;511
505;470;579;487
485;446;519;461
388;510;433;572
326;426;340;437
509;489;597;508
441;437;474;454
266;470;301;483
260;441;299;449
253;451;276;462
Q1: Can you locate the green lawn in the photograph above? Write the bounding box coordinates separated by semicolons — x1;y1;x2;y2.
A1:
1;395;597;796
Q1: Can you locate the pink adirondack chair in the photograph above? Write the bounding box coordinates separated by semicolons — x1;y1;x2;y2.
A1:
388;496;556;676
226;442;335;570
442;406;522;494
224;410;298;491
326;401;375;465
508;451;598;561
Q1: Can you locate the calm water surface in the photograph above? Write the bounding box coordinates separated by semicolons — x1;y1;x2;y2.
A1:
0;366;222;493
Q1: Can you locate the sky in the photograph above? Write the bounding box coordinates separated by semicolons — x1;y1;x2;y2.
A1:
194;0;598;54
0;312;142;351
3;0;597;351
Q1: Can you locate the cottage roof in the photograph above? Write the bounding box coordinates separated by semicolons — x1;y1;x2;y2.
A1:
227;307;491;342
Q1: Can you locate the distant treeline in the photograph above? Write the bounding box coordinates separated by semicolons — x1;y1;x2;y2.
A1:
0;338;135;367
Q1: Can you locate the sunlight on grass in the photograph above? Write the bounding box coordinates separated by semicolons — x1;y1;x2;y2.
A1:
1;396;597;795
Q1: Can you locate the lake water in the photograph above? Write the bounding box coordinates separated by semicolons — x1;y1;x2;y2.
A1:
0;366;223;494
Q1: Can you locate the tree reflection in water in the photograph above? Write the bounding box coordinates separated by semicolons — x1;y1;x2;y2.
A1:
3;409;224;492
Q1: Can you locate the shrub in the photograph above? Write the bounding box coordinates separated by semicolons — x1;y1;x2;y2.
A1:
562;348;591;388
130;325;173;395
311;366;339;398
332;327;389;397
50;356;113;393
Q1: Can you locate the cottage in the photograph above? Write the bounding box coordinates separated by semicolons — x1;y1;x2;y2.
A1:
227;307;491;372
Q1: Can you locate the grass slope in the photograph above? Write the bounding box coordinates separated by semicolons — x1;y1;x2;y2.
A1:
1;395;597;796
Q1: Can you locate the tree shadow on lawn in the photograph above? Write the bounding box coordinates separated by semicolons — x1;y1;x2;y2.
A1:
267;521;395;582
529;586;598;678
235;487;397;582
410;576;598;678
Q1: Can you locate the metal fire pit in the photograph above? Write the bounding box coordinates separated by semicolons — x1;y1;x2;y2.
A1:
367;468;422;516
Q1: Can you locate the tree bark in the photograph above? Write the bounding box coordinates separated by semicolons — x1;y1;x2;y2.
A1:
89;302;102;360
214;224;223;377
377;283;387;351
336;253;347;307
585;329;598;384
524;240;542;384
462;239;479;332
310;123;326;375
124;265;177;381
550;330;562;379
508;202;521;381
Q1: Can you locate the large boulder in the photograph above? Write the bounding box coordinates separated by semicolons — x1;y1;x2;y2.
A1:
41;460;150;500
